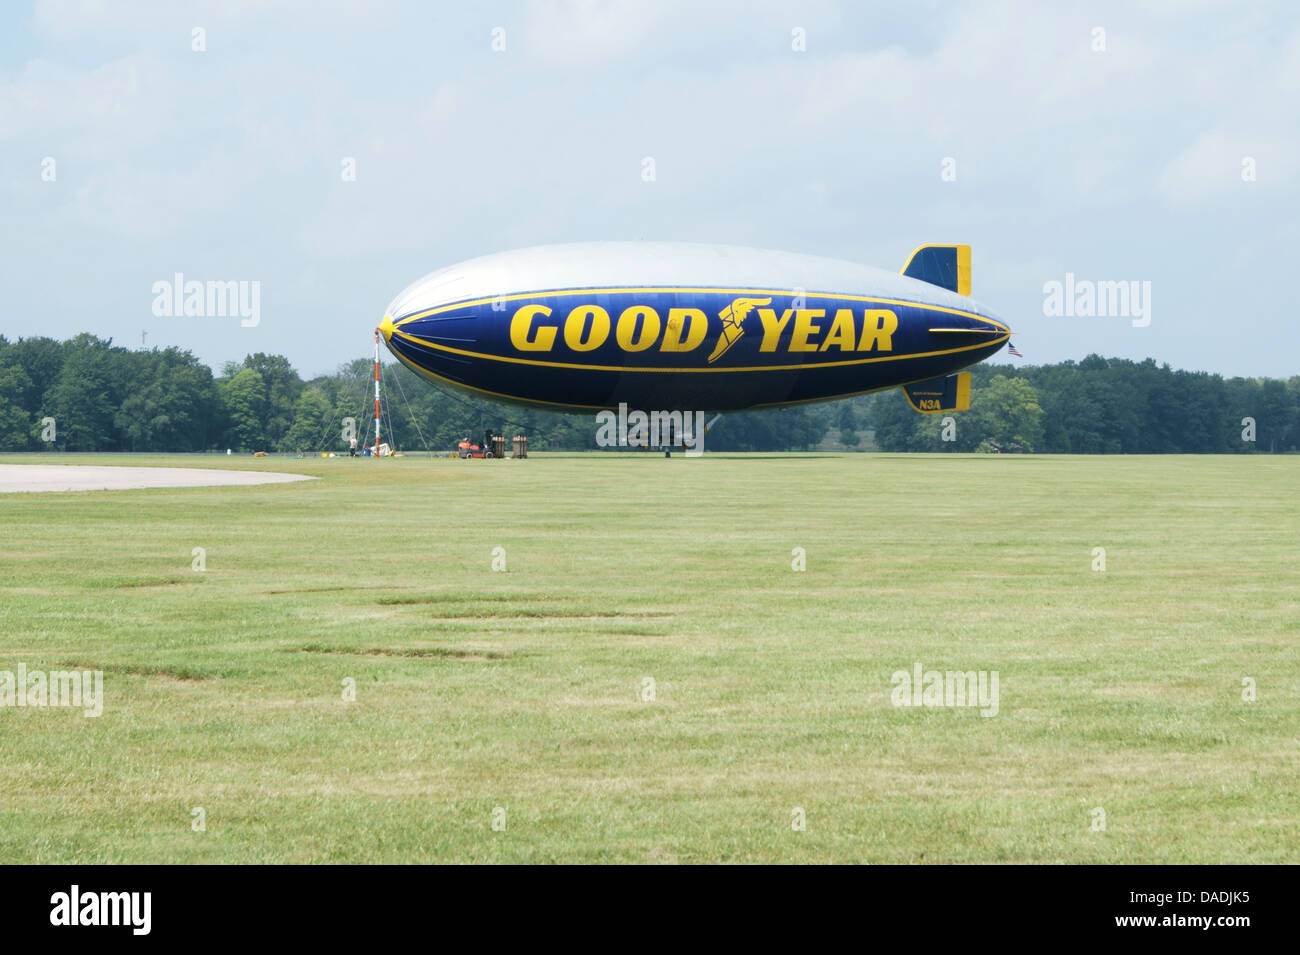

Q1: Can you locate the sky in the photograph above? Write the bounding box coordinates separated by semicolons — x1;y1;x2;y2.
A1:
2;0;1297;379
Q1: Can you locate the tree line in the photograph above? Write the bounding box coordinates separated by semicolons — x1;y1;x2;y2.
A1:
866;356;1299;453
1;334;1296;453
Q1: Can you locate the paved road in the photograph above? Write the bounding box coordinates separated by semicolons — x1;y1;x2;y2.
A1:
0;464;316;493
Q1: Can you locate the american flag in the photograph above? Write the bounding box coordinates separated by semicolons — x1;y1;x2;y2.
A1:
1007;344;1023;357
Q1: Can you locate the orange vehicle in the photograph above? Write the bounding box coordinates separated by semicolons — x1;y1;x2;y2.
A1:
456;436;486;458
457;431;505;458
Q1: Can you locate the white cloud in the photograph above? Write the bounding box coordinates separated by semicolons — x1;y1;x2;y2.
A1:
1156;129;1294;202
2;0;1298;377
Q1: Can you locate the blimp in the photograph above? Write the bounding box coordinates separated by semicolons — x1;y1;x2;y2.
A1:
379;242;1010;414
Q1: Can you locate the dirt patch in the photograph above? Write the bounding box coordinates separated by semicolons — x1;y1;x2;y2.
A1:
59;661;211;682
295;644;511;661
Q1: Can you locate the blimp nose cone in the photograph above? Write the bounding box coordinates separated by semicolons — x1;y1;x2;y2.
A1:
378;314;395;342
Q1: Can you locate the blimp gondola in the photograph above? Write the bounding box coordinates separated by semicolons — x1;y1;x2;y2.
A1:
379;242;1010;414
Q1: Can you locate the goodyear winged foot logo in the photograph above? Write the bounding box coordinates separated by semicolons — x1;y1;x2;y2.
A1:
707;297;771;363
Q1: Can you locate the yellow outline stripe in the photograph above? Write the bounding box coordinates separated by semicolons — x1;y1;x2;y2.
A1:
390;338;1001;414
956;245;972;296
901;389;928;413
391;326;1009;374
392;341;957;413
900;246;930;277
393;287;1001;329
956;371;971;410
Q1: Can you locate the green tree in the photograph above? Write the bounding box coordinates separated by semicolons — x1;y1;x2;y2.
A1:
44;335;118;450
279;388;333;452
970;375;1044;452
238;353;302;448
114;348;222;451
865;389;919;451
1253;379;1295;453
836;401;860;446
219;368;267;451
0;355;34;449
7;336;63;413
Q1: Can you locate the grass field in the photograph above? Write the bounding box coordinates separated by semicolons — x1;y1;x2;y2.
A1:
0;452;1296;863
